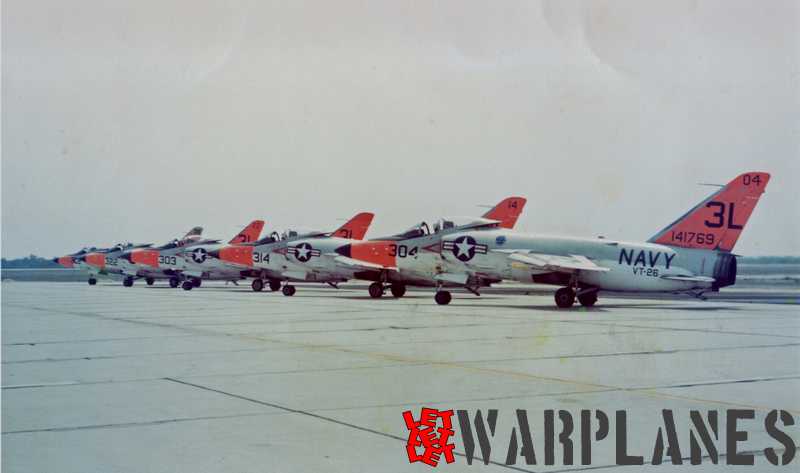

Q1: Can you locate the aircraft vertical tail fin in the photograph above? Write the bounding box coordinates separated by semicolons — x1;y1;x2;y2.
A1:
482;196;527;229
228;220;265;244
183;226;203;239
649;172;770;251
332;212;374;240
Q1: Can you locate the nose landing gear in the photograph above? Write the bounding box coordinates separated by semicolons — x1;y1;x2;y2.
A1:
390;283;406;298
577;291;598;307
368;282;384;298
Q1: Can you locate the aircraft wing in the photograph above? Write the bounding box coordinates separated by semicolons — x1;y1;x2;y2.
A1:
281;270;308;281
497;250;610;273
331;255;397;272
433;272;469;285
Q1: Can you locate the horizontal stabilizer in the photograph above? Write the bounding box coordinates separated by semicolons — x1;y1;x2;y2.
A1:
501;251;610;273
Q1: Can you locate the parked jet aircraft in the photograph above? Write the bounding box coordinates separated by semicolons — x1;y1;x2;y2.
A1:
332;197;527;299
53;247;102;283
71;243;153;285
120;223;262;288
206;212;374;295
172;220;265;290
339;172;770;307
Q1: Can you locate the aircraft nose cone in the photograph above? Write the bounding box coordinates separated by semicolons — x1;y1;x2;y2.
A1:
335;244;351;257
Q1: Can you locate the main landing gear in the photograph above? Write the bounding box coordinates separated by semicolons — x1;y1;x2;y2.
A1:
251;278;283;292
368;282;407;299
554;287;599;308
123;276;134;287
281;284;296;296
88;277;97;286
169;277;180;288
146;277;155;286
181;278;202;291
434;290;452;305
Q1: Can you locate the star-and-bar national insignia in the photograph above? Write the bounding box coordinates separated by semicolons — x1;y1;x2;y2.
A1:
288;242;321;262
441;236;488;262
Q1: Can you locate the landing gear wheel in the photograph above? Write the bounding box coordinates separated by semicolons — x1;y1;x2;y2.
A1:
555;287;575;308
251;279;264;292
123;277;134;287
282;285;296;296
577;292;598;307
390;284;407;298
182;281;193;291
169;277;180;288
269;280;282;292
192;279;202;288
88;278;97;286
368;282;384;298
434;291;452;305
146;277;155;286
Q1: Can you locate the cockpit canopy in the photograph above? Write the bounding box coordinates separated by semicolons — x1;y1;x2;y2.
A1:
433;217;499;232
390;217;500;240
251;229;325;246
156;237;215;250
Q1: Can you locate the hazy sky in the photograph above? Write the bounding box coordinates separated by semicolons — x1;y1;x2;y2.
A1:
3;0;798;258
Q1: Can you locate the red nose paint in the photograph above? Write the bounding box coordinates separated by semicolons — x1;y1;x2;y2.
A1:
85;253;106;269
131;249;159;268
219;246;253;267
57;256;74;268
349;241;396;268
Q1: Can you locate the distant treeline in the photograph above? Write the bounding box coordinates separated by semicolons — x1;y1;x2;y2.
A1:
2;255;60;269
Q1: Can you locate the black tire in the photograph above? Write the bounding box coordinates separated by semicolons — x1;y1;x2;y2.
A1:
146;277;155;286
578;292;598;307
269;279;282;291
434;291;452;305
192;278;202;288
251;279;264;292
169;277;180;288
368;282;383;298
182;281;193;291
123;277;134;287
390;284;407;298
88;278;97;286
282;284;296;296
555;288;575;308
